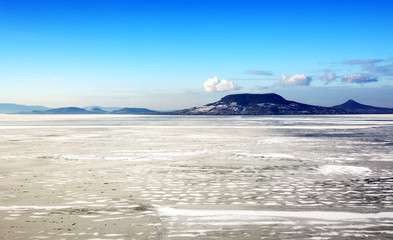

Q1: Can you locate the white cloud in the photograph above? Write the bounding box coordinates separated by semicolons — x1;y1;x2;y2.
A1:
276;74;312;86
216;79;235;92
203;76;219;92
203;76;240;92
321;72;337;83
341;74;378;84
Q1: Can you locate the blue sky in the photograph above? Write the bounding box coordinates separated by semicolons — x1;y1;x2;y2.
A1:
1;0;393;109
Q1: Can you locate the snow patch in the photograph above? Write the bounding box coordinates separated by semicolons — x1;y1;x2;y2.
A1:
156;206;393;221
318;165;372;175
104;157;151;162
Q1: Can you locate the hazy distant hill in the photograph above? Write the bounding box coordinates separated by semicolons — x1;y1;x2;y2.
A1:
111;108;160;114
332;99;393;114
32;107;94;114
0;103;49;114
30;107;160;114
172;93;346;115
84;106;122;112
89;107;108;114
7;105;168;115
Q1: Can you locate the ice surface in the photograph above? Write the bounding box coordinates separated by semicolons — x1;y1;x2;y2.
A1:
0;114;393;239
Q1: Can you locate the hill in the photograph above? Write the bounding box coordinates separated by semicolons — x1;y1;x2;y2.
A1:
84;106;122;112
0;103;49;114
32;107;94;114
24;107;159;114
111;108;160;114
332;99;393;114
89;107;108;114
172;93;346;115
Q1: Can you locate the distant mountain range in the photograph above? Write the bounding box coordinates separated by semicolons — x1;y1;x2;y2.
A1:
29;107;160;115
30;107;94;114
1;93;393;115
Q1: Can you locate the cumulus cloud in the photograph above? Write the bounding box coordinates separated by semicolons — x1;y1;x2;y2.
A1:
203;76;240;92
246;69;273;75
321;72;337;83
276;74;312;86
341;74;378;84
216;79;236;92
203;76;219;92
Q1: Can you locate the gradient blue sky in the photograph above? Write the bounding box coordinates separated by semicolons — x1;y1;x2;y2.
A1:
1;0;393;110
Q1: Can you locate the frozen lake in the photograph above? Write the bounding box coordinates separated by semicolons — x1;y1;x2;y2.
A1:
1;114;393;239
